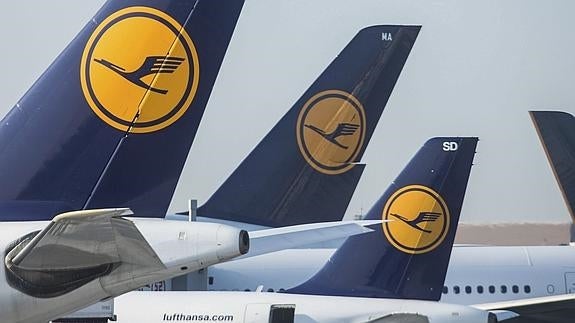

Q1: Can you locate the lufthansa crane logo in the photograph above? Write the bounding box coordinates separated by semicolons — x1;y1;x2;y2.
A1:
296;90;366;175
80;7;199;133
382;185;450;254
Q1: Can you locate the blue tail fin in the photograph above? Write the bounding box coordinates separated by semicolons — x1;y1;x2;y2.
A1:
0;0;244;220
288;137;478;301
196;25;420;227
530;111;575;222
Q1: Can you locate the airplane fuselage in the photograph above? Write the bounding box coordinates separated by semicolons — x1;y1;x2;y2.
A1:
206;245;575;305
114;291;494;323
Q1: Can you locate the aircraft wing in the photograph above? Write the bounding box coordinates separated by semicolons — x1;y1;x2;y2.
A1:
242;220;381;259
6;208;165;276
5;208;249;298
474;294;575;322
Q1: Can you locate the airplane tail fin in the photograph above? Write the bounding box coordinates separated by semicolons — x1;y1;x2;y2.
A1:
288;137;478;301
0;0;244;220
530;111;575;240
196;25;420;227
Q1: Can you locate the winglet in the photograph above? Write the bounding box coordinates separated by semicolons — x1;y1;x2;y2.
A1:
53;208;133;222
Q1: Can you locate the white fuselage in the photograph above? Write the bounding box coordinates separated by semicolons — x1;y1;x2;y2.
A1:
114;291;493;323
0;219;244;323
206;245;575;305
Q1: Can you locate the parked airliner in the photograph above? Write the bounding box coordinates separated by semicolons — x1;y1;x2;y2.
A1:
0;1;376;322
198;111;575;322
113;137;508;323
59;22;422;320
115;134;575;322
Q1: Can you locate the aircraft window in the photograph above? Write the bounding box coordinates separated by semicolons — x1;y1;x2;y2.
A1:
524;285;531;293
453;286;460;294
477;286;484;294
512;285;519;293
488;285;495;294
501;285;507;294
442;286;448;294
208;277;214;285
465;286;472;294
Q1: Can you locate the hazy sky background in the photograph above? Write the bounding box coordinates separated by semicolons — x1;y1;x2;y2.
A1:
1;1;574;224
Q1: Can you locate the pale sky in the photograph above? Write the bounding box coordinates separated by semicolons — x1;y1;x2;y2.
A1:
1;0;574;224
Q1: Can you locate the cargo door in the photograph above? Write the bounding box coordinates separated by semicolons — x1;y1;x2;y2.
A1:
245;303;271;323
565;272;575;293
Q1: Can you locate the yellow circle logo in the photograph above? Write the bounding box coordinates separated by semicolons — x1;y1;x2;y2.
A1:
382;185;450;254
296;90;366;175
80;7;199;133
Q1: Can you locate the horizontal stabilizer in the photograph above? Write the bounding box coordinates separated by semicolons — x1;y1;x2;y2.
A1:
243;220;380;259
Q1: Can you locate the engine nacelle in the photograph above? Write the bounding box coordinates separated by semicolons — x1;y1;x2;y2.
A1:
0;219;248;323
